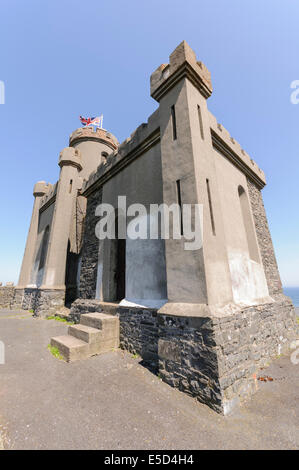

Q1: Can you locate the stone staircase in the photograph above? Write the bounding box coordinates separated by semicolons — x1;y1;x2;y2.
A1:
50;312;119;362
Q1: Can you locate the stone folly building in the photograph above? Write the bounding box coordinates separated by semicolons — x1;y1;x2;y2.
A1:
13;41;297;414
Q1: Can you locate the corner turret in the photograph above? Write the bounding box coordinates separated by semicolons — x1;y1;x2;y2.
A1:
150;40;212;102
69;127;119;179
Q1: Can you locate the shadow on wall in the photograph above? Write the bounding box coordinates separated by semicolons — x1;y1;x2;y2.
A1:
117;306;159;373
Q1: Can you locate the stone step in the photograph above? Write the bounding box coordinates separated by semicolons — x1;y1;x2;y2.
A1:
51;335;89;362
80;312;119;338
68;324;102;344
49;312;120;362
89;336;119;355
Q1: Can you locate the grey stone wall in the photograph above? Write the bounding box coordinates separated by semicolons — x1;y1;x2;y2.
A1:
215;295;297;411
79;188;102;298
70;299;159;370
70;298;106;322
22;288;65;316
0;287;15;309
13;288;24;309
69;297;298;414
22;288;37;310
158;314;222;412
247;179;283;297
118;306;159;370
159;297;298;414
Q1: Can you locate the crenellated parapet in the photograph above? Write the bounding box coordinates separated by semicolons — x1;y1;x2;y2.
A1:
81;109;160;196
150;40;212;101
39;182;58;211
59;147;82;171
69;127;118;151
33;181;49;198
208;111;266;188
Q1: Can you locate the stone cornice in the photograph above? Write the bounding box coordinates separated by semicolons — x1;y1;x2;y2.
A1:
59;160;82;171
39;194;56;213
151;61;212;102
211;130;265;190
70;135;117;151
82;128;160;197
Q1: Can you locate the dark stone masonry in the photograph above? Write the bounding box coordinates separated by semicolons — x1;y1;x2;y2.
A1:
214;295;297;411
0;286;15;309
20;288;65;316
79;188;102;299
158;297;298;414
70;296;298;414
70;299;159;369
247;178;283;297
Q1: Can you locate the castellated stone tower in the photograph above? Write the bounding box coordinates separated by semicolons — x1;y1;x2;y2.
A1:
69;127;118;179
15;126;118;315
14;41;298;415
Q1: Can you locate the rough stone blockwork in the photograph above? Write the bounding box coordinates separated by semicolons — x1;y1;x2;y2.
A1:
70;299;159;369
70;299;107;323
79;188;102;299
13;289;23;309
21;288;65;316
247;179;283;297
0;287;15;309
215;296;298;410
158;314;222;412
117;307;159;368
159;298;298;414
70;297;298;414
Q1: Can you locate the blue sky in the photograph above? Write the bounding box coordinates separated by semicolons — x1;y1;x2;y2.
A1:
0;0;298;286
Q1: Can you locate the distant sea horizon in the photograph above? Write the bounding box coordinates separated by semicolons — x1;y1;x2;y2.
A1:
283;287;299;307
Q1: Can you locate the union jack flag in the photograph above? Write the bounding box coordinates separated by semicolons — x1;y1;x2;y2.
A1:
79;115;96;126
79;115;103;128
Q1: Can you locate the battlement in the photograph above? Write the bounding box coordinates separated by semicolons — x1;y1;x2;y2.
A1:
150;40;212;101
82;109;160;195
69;127;118;150
59;146;82;170
208;111;266;188
39;182;58;210
33;181;50;198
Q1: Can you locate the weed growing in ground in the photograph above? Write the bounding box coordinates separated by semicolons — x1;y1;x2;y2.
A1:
47;344;64;360
46;315;74;325
131;353;140;359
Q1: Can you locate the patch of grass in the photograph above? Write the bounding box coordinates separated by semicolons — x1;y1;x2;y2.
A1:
28;309;34;313
47;344;64;360
46;315;74;325
131;353;140;359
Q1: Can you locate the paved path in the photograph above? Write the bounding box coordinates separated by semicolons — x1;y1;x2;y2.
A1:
0;309;298;450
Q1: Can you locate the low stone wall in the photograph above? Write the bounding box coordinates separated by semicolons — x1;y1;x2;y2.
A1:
158;314;222;412
70;298;108;322
0;286;15;309
159;296;298;414
216;295;296;411
70;299;159;370
70;296;299;414
13;288;24;310
118;306;159;370
20;288;65;316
